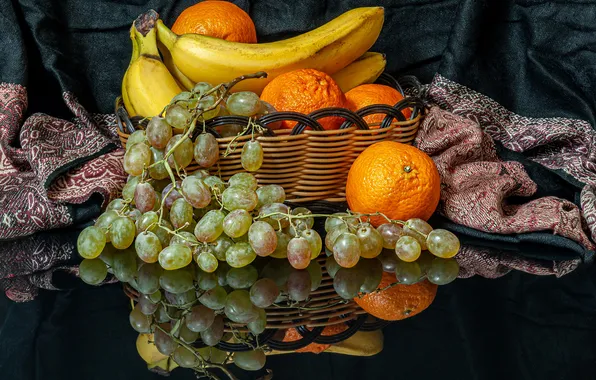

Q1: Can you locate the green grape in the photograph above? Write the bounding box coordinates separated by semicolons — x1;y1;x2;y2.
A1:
260;259;292;287
241;140;264;172
194;209;225;242
215;262;230;286
333;267;366;299
148;147;169;180
159;268;194;294
427;258;459;285
358;258;384;293
170;231;198;248
356;223;384;259
164;289;197;307
135;211;159;235
127;130;147;150
197;251;218;273
165;104;191;132
186;305;215;333
225;290;258;323
197;95;221;120
181;175;211;209
222;186;258;211
172;346;199;368
426;229;460;258
136;263;162;294
95;210;118;242
229;172;258;190
324;224;349;251
301;229;322;259
99;244;117;266
248;221;277;257
416;250;435;274
223;209;252;238
227;91;261;116
395;235;422;262
79;258;107;285
257;101;282;130
155;221;173;248
395;260;422;285
259;203;290;228
287;269;311;301
158;244;192;270
199;285;227;310
225;242;257;268
196;270;218;290
333;233;361;268
129;304;152;333
122;176;141;202
377;223;404;250
226;265;258;289
165;135;193;169
193;82;213;96
110;217;136;250
172;91;195;109
325;255;341;278
112;248;137;282
190;169;210;178
324;213;358;232
404;218;433;250
126;208;142;221
193;133;220;168
161;181;183;209
291;207;314;229
306;261;323;291
138;294;159;315
107;198;126;212
255;184;285;208
249;278;279;308
177;321;199;344
123;142;152;176
146;116;173;149
287;237;311;270
135;231;162;263
203;175;226;193
149;290;162;303
247;307;267;335
154;327;177;356
134;182;156;214
217;124;244;137
200;315;224;346
270;230;290;259
169;198;193;229
77;226;106;259
212;235;234;261
233;349;266;371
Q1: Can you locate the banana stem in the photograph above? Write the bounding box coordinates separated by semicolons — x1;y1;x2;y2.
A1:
156;19;177;51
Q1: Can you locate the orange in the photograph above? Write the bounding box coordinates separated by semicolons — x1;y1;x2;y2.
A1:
346;84;412;126
171;0;257;43
345;141;441;227
260;69;349;130
283;323;348;354
354;272;437;321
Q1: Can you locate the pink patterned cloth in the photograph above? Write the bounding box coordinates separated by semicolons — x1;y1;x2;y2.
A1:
0;82;127;301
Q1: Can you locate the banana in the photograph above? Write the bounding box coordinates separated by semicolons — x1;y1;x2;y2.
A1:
331;52;386;93
124;10;183;117
122;24;139;116
158;40;195;91
156;7;384;94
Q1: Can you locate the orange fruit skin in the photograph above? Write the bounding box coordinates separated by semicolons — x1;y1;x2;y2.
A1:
345;84;412;125
345;141;441;227
354;272;437;321
260;69;349;130
172;0;257;43
283;323;348;354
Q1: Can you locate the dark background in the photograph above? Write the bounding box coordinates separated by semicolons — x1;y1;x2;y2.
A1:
1;0;596;379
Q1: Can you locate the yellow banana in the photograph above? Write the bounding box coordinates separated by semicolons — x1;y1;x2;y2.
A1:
331;52;386;93
124;11;183;117
122;24;139;116
158;40;195;91
156;7;384;94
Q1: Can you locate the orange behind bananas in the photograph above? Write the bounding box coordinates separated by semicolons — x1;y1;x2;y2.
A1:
345;84;412;125
172;0;257;43
346;141;441;227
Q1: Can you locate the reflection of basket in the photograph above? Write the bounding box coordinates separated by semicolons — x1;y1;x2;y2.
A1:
115;74;425;203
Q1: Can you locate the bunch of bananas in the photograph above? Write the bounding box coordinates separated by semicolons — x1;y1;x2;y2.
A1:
123;8;387;117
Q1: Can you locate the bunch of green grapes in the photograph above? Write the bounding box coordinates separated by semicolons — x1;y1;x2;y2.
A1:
324;215;460;286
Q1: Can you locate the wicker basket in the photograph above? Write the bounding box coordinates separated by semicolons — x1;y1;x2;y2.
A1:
115;74;425;203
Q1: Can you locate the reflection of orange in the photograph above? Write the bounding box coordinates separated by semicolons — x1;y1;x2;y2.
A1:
172;1;257;43
346;141;441;227
260;69;348;130
283;322;348;354
346;84;411;126
354;272;437;321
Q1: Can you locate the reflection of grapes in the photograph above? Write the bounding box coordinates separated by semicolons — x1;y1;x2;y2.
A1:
395;260;422;285
333;267;365;299
378;249;398;272
129;304;152;333
233;349;266;371
79;258;107;285
154;327;177;355
225;290;257;323
427;257;459;285
287;269;311;302
249;278;279;308
226;265;258;289
186;305;215;333
172;346;200;368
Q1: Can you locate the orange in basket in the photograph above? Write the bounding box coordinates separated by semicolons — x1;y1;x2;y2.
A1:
260;69;349;130
171;0;257;43
346;84;411;126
